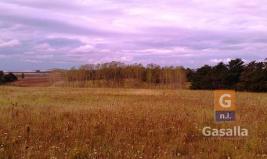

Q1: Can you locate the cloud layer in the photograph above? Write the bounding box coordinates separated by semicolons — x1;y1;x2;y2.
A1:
0;0;267;70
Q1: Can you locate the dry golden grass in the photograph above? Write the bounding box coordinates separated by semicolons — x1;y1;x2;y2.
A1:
0;87;266;158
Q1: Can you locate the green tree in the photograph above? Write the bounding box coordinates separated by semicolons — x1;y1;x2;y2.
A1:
226;59;244;88
190;65;213;89
237;61;267;92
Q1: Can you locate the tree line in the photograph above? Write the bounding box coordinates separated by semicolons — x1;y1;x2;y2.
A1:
65;61;187;88
0;71;17;84
187;59;267;92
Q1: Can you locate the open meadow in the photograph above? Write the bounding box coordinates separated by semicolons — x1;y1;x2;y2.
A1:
0;87;266;158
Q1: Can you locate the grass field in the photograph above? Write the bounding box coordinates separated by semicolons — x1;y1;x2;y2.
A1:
0;87;266;158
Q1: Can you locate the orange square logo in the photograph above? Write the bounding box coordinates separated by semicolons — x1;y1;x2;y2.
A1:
214;90;236;111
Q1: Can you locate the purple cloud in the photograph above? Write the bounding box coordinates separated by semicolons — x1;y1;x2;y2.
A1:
0;0;267;71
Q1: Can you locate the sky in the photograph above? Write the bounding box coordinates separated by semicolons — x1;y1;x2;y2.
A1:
0;0;267;71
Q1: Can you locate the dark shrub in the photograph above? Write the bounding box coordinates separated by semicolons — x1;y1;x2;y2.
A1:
3;73;18;83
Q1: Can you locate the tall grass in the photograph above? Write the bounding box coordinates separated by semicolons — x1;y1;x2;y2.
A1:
0;87;266;158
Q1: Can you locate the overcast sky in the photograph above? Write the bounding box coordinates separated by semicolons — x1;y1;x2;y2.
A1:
0;0;267;71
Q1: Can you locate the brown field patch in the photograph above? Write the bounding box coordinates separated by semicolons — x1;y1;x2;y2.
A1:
0;87;266;158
